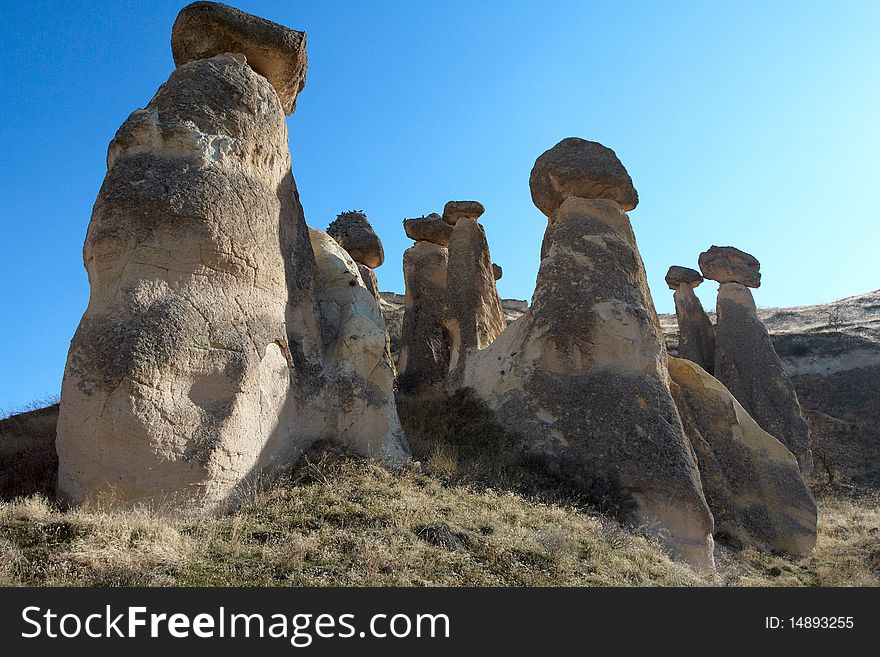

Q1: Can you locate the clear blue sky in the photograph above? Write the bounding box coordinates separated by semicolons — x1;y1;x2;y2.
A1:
1;0;878;411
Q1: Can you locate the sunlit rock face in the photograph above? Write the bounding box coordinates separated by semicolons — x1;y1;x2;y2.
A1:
669;356;817;556
57;54;325;511
462;138;716;571
444;215;506;384
308;228;410;464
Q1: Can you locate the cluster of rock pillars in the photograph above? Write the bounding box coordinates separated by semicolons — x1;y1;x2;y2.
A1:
55;2;817;572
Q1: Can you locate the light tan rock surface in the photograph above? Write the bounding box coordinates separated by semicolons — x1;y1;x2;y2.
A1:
529;137;639;217
463;194;714;571
309;229;409;463
713;282;813;472
397;241;451;392
56;54;325;511
445;217;506;382
356;263;395;375
171;2;307;115
669;357;817;555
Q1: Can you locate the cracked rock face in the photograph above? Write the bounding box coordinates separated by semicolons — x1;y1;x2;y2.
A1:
171;1;308;115
397;241;451;392
326;211;384;269
56;54;325;511
713;283;813;473
463;194;715;571
669;357;817;556
309;229;410;464
444;217;506;383
529;137;639;218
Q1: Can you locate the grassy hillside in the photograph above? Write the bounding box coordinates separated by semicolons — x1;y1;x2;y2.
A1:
0;452;877;587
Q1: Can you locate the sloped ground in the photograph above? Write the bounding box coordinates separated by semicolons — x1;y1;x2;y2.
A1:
0;453;876;587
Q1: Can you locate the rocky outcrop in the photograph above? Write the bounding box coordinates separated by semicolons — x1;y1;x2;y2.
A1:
171;1;307;115
309;229;409;463
492;263;503;280
57;49;324;511
442;200;484;225
56;4;408;512
666;266;715;372
403;213;452;247
665;265;703;289
463;139;714;571
698;245;761;288
669;357;817;556
444;214;506;383
326;211;384;269
326;211;393;372
529;137;638;217
397;241;451;392
712;281;813;473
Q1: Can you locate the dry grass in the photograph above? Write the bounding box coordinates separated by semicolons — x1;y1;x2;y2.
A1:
715;485;880;586
0;452;701;587
0;452;876;587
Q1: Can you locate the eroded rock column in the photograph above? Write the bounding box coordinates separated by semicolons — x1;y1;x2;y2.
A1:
463;138;715;571
398;214;452;392
700;246;813;473
442;201;506;383
326;211;393;371
57;5;323;510
309;229;410;463
666;265;715;372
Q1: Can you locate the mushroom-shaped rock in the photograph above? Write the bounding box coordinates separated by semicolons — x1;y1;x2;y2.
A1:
445;217;506;382
698;245;761;288
442;200;485;225
326;211;385;269
529;137;639;218
665;265;703;290
56;54;325;511
171;2;308;115
463;195;715;571
492;263;503;280
403;213;453;247
669;357;817;556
